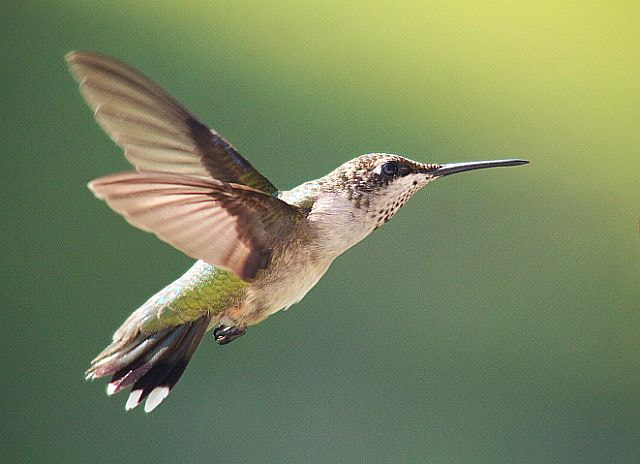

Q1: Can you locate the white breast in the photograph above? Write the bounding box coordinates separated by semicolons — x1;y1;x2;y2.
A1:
306;193;375;256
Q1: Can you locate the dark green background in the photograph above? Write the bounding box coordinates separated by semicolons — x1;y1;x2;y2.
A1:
2;1;639;462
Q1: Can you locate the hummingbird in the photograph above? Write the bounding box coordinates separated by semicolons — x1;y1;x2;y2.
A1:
66;51;528;413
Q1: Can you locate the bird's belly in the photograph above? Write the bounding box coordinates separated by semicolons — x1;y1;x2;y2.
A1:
242;258;333;325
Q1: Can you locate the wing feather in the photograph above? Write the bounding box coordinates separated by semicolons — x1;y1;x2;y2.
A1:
89;171;301;281
67;51;277;194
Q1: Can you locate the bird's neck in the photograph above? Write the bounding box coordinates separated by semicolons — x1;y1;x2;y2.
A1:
281;179;384;258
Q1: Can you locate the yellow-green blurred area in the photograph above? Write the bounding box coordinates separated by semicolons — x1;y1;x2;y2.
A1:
2;1;639;462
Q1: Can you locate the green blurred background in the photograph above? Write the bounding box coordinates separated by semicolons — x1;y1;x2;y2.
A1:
2;1;639;462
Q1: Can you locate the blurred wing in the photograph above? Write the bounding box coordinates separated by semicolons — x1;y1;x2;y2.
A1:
66;51;277;195
89;172;301;281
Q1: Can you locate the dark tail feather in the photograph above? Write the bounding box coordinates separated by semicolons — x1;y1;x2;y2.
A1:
86;316;211;412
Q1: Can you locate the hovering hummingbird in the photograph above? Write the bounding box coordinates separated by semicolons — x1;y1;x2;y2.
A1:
66;51;528;413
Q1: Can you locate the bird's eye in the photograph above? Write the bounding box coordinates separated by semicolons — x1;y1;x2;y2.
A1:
381;162;399;177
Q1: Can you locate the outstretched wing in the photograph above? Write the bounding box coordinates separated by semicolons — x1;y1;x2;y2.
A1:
66;51;277;195
89;172;301;281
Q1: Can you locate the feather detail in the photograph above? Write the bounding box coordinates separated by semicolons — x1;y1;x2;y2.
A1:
88;171;302;281
65;50;277;194
88;316;211;412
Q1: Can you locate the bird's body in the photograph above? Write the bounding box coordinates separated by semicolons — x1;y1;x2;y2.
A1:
67;51;528;412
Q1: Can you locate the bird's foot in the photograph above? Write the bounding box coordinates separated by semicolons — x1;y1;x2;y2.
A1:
213;324;247;345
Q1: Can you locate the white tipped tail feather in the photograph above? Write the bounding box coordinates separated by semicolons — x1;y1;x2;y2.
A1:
125;390;143;411
106;382;118;396
144;387;170;413
87;315;211;412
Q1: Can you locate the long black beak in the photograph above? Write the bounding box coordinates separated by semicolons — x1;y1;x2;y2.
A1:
432;159;529;177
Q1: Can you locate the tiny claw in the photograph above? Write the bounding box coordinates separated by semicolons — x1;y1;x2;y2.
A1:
213;324;247;345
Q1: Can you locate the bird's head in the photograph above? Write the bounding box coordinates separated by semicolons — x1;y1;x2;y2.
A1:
319;153;528;228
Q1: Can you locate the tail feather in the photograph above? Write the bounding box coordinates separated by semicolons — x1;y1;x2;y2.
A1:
88;329;176;381
127;319;208;412
108;324;190;393
86;316;211;412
